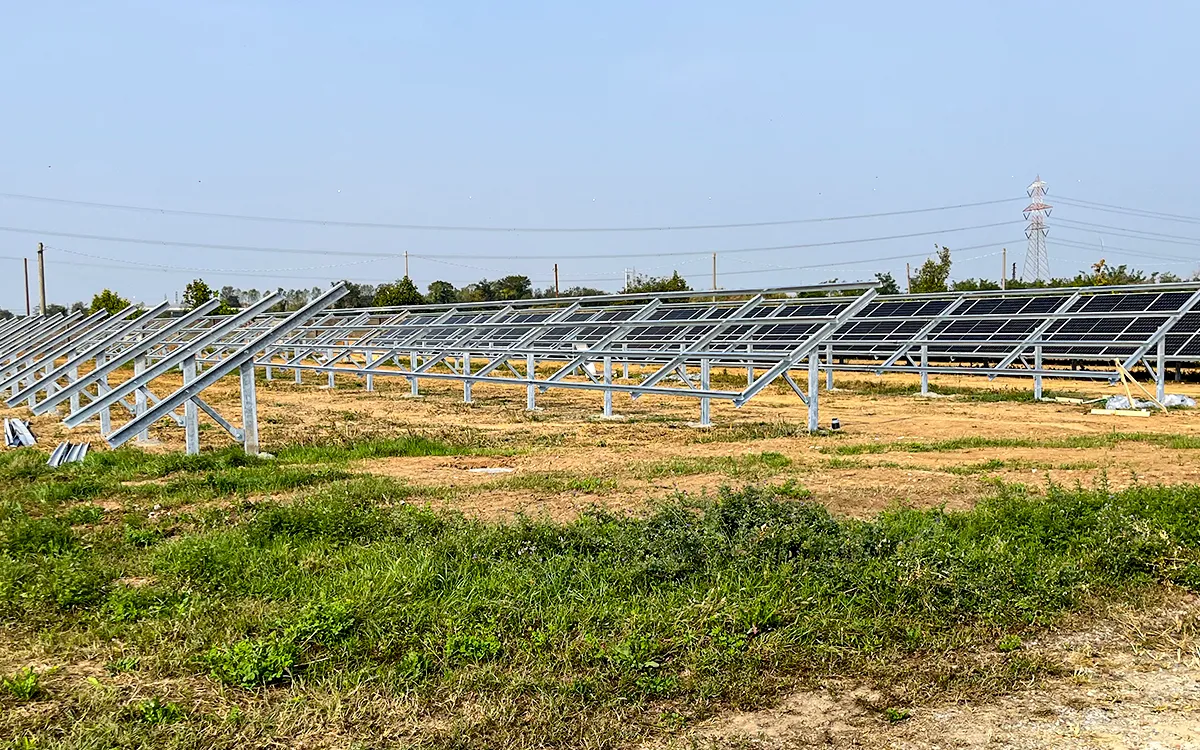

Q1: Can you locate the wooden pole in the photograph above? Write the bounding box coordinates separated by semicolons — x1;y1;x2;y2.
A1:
905;263;912;294
37;242;46;316
554;263;559;297
23;258;31;316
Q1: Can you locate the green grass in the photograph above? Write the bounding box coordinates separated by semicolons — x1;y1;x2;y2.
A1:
636;451;793;480
825;432;1200;456
831;378;1091;402
3;469;1200;748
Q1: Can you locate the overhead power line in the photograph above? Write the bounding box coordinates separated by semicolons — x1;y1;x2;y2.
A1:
0;220;1022;260
1055;195;1200;225
0;191;1021;233
1055;219;1200;246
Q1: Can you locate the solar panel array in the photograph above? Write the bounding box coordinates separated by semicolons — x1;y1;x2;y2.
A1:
2;280;1199;455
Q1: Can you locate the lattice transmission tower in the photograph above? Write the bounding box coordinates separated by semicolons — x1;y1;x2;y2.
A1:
1021;175;1052;281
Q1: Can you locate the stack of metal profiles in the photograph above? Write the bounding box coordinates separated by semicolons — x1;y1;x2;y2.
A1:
1;280;1199;457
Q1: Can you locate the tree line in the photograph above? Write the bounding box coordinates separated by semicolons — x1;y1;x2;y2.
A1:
3;251;1194;320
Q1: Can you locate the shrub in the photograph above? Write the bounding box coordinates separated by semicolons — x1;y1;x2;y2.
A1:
205;635;298;687
1;668;42;701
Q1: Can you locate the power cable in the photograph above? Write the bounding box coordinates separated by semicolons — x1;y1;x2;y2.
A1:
1054;195;1200;225
0;191;1022;233
0;220;1022;260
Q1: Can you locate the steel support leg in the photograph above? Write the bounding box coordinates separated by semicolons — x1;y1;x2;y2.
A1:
463;352;472;403
182;355;200;455
1157;338;1166;402
134;354;150;443
327;348;335;388
239;361;260;455
69;364;80;414
365;351;374;392
807;353;819;432
1034;345;1043;400
699;358;711;427
410;351;419;396
622;344;630;379
603;356;613;417
825;342;834;391
526;352;537;411
97;352;111;436
266;365;273;381
920;344;929;395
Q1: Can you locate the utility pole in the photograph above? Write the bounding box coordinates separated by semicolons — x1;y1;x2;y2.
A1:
553;263;559;297
1000;248;1007;290
905;263;912;294
404;250;409;278
23;258;31;316
36;242;46;316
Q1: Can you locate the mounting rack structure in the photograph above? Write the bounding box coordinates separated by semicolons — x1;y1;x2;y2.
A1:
2;280;1200;456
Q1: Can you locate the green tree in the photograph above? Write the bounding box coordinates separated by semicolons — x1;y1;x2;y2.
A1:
623;271;691;294
910;246;953;294
0;309;13;320
183;279;235;314
494;275;533;300
950;278;1001;292
426;280;458;304
873;272;900;295
458;279;496;302
374;277;425;306
89;289;132;316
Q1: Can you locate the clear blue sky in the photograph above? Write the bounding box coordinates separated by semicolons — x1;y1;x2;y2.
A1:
1;1;1197;310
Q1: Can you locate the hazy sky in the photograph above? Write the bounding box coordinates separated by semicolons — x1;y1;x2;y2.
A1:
1;1;1197;310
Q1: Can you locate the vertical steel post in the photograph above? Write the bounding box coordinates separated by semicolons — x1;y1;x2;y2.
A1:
1156;338;1166;402
920;344;930;395
526;352;537;410
326;348;335;388
699;358;711;427
239;361;259;455
265;364;273;381
807;353;819;432
409;350;419;396
603;356;613;417
134;354;150;443
294;349;302;384
182;355;199;455
97;352;111;436
622;343;629;379
462;352;472;402
825;341;834;390
365;351;374;392
1034;345;1044;400
69;362;80;414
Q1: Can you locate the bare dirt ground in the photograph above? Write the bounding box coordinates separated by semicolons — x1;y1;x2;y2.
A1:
5;367;1200;520
665;591;1200;750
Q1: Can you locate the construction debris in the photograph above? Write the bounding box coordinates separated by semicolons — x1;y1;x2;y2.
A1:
47;442;90;467
4;418;36;447
1090;408;1151;418
1105;394;1196;411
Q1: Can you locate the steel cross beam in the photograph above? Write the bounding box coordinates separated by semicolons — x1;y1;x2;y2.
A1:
29;299;224;417
541;298;665;386
352;307;464;375
0;310;112;381
0;313;82;365
633;295;767;396
409;306;519;375
63;293;284;428
4;302;171;406
0;304;150;394
874;296;968;371
470;301;585;379
106;284;348;450
1119;288;1200;373
734;289;879;407
986;291;1085;376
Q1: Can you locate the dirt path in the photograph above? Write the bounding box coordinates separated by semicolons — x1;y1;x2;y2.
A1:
667;594;1200;750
